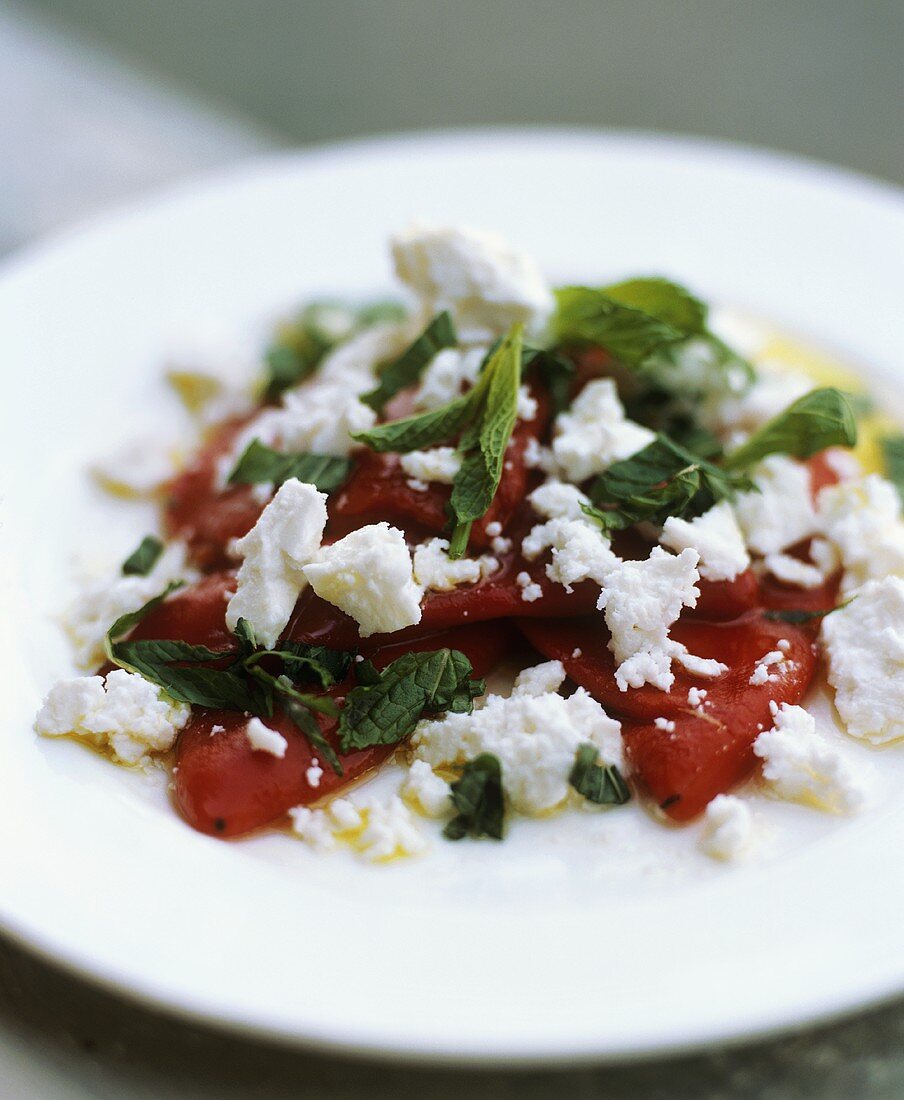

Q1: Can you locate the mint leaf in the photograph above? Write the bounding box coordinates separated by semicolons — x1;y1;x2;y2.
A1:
245;640;354;688
764;603;847;625
338;648;484;752
569;744;631;805
105;582;184;646
522;345;575;415
448;325;522;556
724;388;857;471
227;440;352;491
604;277;707;332
362;311;456;411
585;434;752;531
121;535;164;577
881;435;904;504
443;754;504;840
353;390;475;453
553;285;683;366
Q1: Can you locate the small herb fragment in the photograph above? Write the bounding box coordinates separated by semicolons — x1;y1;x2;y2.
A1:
227;439;352;492
443;753;505;840
764;602;848;625
724;387;857;471
522;345;575;415
881;435;904;505
338;649;485;752
362;311;456;411
121;535;164;577
569;743;631;805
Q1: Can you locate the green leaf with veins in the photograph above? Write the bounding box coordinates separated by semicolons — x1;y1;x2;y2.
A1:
724;387;857;471
604;277;708;332
227;440;352;491
584;434;752;532
443;753;505;840
569;744;631;805
338;649;484;752
353;391;476;453
121;535;164;577
522;345;575;415
362;311;456;411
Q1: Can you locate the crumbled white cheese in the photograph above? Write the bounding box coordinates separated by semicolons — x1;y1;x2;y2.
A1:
90;436;180;499
762;552;825;588
822;577;904;744
290;795;425;860
516;571;543;603
412;346;487;411
522;438;557;473
654;717;676;732
245;717;288;758
676;653;728;679
412;538;497;591
401;760;453;818
748;649;786;687
391;223;553;342
63;541;196;669
485;521;502;537
513;659;568;697
412;662;624;815
597;548;701;692
34;670;190;766
305;760;323;788
818;475;904;595
491;536;513;555
522;518;618;592
551;379;655;482
225;479;327;648
516;385;538;421
687;686;708;708
399;446;461;485
303;522;423;637
528;480;592;522
733;455;818;556
660;502;750;582
754;703;868;813
699;794;753;860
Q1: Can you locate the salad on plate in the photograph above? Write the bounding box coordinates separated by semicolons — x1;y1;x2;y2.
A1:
34;223;904;864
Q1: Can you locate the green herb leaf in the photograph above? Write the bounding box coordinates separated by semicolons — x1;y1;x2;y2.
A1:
584;434;752;531
246;640;355;688
443;753;504;840
604;277;708;332
105;582;184;647
227;440;352;492
448;325;522;556
338;648;484;752
553;285;685;367
522;345;575;416
353;390;476;453
280;696;343;776
121;535;164;577
881;435;904;505
764;601;848;625
724;388;857;471
362;311;456;411
569;743;631;805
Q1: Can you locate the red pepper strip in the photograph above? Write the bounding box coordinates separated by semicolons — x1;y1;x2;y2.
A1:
517;612;817;821
164;416;266;572
173;620;513;837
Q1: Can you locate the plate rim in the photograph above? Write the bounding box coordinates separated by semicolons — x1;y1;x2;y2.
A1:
3;126;904;1067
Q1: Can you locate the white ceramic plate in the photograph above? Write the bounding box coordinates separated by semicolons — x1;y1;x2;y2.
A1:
2;130;904;1066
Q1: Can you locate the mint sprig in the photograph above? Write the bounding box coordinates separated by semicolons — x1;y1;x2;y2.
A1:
362;311;456;411
227;440;351;492
443;754;505;840
338;649;484;752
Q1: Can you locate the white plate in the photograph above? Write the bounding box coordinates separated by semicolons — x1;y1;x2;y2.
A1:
1;130;904;1066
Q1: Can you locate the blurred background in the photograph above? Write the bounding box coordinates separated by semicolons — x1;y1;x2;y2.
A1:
2;0;902;255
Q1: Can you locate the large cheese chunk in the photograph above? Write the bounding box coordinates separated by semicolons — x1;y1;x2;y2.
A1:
818;475;904;595
528;479;592;521
34;670;190;766
597;547;701;692
226;479;328;648
411;661;624;815
391;224;552;342
303;522;423;637
552;379;654;482
753;703;868;812
660;502;750;582
733;455;817;556
821;577;904;745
